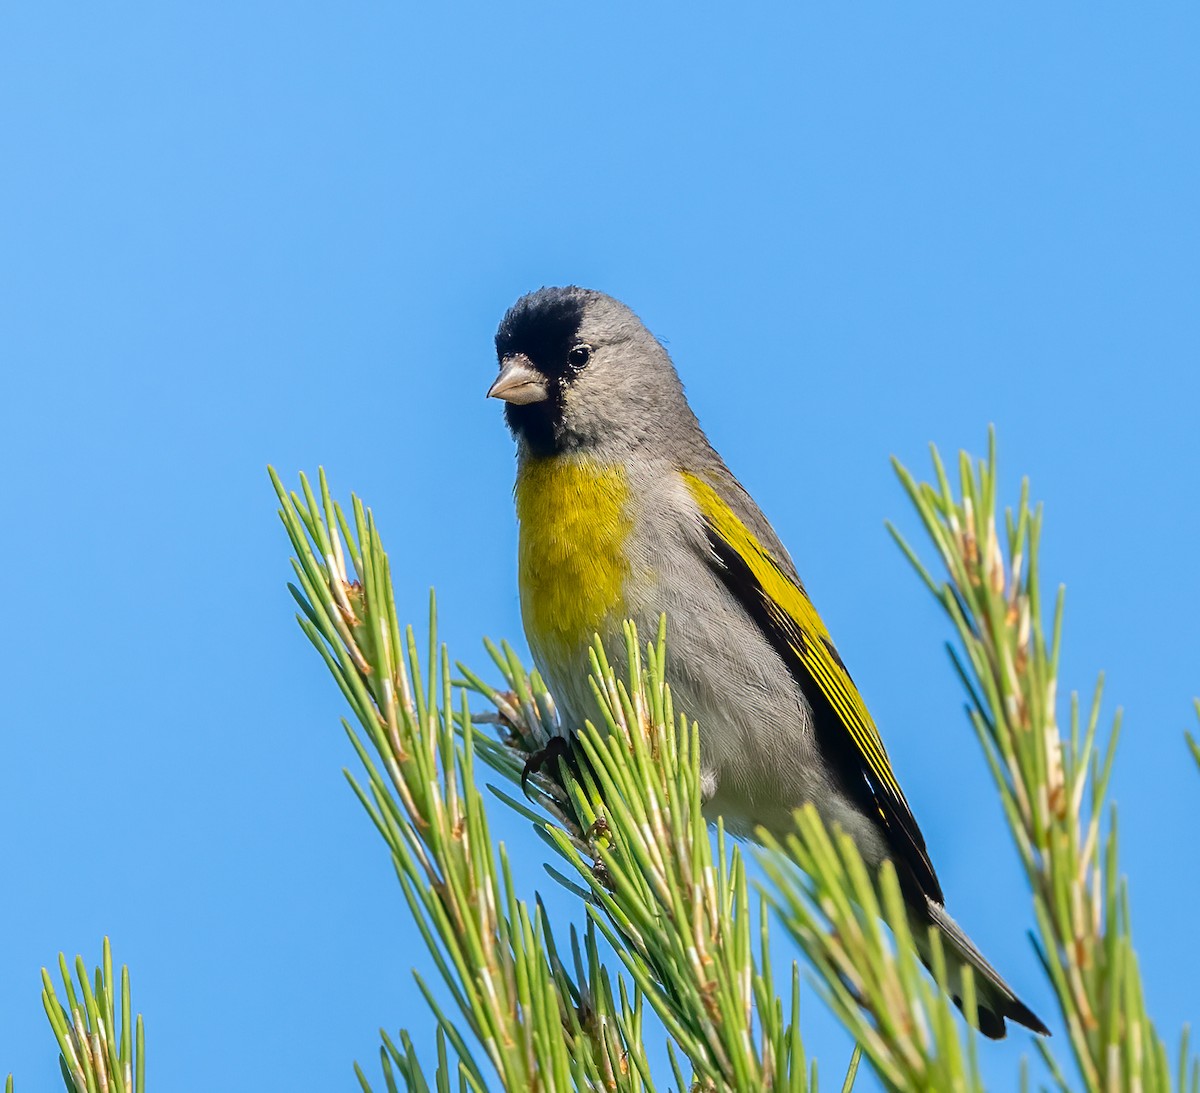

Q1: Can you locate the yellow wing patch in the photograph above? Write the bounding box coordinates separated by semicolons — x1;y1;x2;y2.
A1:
683;473;909;806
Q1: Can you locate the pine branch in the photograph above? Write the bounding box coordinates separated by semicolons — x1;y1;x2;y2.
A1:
272;459;970;1089
14;434;1195;1090
758;813;984;1092
888;429;1193;1092
271;436;1197;1093
39;938;144;1093
272;467;664;1092
465;622;813;1091
273;467;827;1090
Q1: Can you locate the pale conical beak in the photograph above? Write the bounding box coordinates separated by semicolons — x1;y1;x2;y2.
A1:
487;355;549;405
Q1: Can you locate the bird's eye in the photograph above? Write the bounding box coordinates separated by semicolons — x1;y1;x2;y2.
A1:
567;344;592;369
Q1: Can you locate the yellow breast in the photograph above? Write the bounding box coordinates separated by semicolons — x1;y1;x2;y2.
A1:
516;457;632;656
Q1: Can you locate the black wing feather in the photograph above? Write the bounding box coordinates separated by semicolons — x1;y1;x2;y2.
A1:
702;525;945;906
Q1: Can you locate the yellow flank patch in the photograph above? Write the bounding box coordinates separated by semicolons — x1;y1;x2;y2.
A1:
516;457;633;655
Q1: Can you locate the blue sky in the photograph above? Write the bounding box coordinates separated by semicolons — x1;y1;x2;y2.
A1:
2;3;1197;1089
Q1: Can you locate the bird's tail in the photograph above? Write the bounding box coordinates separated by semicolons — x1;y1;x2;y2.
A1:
911;899;1049;1040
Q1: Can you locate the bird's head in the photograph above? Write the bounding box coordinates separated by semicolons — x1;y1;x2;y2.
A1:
489;286;694;458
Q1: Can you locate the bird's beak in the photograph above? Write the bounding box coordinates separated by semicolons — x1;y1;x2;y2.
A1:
487;355;549;405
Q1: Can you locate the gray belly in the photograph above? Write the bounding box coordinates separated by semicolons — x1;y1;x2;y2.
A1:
530;565;891;869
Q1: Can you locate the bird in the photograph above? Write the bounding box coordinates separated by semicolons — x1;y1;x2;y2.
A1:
487;284;1048;1040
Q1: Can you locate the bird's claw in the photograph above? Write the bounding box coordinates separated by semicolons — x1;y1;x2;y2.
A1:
520;735;572;797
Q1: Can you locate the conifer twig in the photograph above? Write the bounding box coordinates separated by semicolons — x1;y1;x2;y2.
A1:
888;431;1191;1092
272;467;660;1091
39;938;144;1093
269;445;1197;1093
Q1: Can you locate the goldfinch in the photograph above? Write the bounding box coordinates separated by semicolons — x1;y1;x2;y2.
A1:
488;285;1047;1039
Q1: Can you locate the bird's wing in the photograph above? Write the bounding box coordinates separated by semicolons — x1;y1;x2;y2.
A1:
683;471;944;906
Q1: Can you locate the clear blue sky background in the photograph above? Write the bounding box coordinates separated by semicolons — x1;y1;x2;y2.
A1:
2;4;1197;1089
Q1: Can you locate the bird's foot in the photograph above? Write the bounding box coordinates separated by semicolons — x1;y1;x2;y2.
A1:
520;734;573;797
